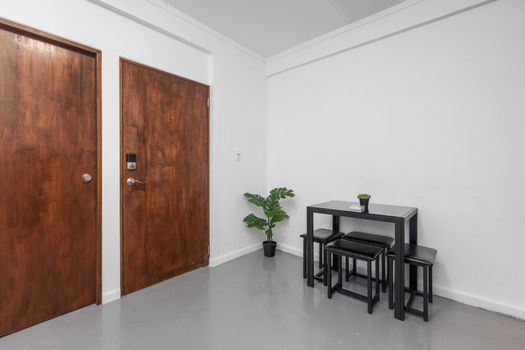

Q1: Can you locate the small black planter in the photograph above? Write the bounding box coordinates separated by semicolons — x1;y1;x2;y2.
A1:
263;241;277;257
359;198;370;212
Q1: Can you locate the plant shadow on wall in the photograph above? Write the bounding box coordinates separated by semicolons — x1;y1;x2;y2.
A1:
243;188;295;257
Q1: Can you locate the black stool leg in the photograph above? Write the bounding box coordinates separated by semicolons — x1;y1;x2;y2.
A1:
423;265;429;322
388;256;394;310
429;265;433;303
327;250;332;299
302;237;307;279
318;243;323;270
323;244;328;286
367;260;372;314
345;257;349;281
338;255;343;286
375;257;380;301
381;249;387;292
352;258;357;275
385;248;389;287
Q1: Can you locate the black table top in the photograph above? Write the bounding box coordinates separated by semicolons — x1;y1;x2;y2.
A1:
308;200;417;219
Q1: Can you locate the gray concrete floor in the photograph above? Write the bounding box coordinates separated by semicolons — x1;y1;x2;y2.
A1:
1;251;524;350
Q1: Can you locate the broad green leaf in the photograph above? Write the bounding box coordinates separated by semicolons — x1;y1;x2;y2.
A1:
243;193;266;207
243;213;267;231
242;187;295;240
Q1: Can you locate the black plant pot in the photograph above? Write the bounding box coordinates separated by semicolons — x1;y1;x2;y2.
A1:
359;198;370;212
263;241;277;257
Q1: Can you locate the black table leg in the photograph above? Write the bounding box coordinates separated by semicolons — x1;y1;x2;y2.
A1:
394;219;405;321
409;214;418;291
307;207;314;287
332;215;340;233
332;215;340;270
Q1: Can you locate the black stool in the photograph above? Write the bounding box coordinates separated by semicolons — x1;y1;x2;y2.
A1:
300;229;344;285
387;244;437;322
325;239;382;314
342;231;394;292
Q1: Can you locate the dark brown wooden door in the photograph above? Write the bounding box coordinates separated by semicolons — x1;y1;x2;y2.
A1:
120;59;209;295
0;21;99;337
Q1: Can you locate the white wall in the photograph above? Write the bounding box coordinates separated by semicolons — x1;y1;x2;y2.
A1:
1;0;267;303
267;0;525;319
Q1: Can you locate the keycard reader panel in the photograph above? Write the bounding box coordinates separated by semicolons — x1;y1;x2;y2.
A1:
126;153;137;170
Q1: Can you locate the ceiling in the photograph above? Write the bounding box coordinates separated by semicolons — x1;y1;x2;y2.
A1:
161;0;406;57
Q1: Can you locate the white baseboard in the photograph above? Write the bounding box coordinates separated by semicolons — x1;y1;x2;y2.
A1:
102;288;121;304
101;244;262;304
276;242;302;257
276;243;525;320
99;245;525;320
277;242;319;261
432;286;525;320
209;242;261;267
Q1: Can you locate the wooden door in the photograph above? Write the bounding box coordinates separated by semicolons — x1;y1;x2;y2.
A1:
120;59;209;295
0;20;101;337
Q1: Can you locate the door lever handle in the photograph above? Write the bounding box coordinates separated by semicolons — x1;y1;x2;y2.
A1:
127;178;146;186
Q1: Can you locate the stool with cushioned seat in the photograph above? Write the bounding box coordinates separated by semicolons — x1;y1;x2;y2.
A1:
325;239;383;314
387;243;437;322
300;228;344;285
342;231;394;292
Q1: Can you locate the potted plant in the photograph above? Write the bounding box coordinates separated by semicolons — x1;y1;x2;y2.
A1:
357;193;371;212
243;187;295;257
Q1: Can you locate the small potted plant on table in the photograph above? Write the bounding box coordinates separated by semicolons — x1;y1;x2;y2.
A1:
243;187;295;257
357;193;371;212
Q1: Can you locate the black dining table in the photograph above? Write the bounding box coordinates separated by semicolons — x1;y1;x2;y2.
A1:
306;200;418;321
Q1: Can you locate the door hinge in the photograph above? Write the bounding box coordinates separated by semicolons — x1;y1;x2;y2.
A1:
207;98;210;108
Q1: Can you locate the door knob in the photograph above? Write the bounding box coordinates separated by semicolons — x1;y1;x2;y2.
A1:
127;178;146;186
82;173;93;183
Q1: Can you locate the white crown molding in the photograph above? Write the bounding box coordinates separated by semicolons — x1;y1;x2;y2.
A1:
266;0;427;63
146;0;265;61
87;0;211;54
266;0;499;77
88;0;265;62
89;0;497;74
